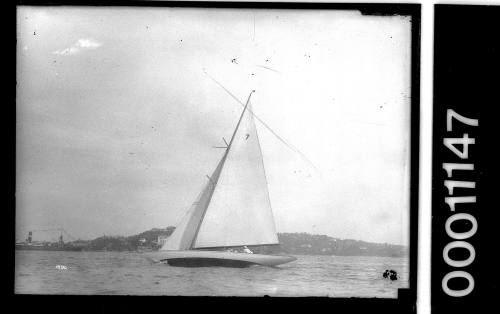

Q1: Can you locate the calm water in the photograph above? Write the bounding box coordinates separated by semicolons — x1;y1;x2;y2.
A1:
15;251;408;297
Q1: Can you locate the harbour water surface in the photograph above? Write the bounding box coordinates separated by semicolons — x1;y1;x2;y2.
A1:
15;251;408;297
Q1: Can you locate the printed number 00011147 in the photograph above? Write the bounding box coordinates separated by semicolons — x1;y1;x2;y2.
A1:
441;109;479;297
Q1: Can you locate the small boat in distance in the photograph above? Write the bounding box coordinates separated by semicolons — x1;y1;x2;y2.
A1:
145;91;296;267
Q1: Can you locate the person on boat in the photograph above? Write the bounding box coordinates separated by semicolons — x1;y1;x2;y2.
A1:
243;246;253;254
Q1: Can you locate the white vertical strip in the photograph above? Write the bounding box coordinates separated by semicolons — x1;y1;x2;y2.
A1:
418;2;433;314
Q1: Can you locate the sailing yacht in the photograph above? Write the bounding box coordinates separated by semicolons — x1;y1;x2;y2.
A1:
145;91;296;267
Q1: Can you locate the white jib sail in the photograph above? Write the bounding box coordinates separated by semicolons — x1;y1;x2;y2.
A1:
161;154;226;251
193;102;279;248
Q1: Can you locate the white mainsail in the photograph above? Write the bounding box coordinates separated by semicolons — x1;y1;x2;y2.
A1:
193;100;278;248
161;92;279;251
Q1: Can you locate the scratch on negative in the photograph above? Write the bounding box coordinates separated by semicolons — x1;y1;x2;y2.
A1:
202;69;320;175
256;65;281;74
253;14;256;41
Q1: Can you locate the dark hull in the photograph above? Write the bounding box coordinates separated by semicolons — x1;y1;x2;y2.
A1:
166;257;257;268
145;250;297;267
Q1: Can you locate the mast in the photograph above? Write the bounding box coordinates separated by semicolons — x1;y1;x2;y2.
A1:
227;90;255;148
188;90;255;249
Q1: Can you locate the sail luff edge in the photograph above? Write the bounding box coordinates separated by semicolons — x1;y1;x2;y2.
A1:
188;90;255;249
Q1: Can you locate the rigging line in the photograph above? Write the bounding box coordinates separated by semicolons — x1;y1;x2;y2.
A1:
202;69;321;174
255;65;281;74
253;12;255;41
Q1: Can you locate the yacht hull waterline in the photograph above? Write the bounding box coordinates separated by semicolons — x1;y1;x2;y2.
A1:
144;250;297;267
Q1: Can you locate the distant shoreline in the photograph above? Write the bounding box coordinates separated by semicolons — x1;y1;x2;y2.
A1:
16;227;408;258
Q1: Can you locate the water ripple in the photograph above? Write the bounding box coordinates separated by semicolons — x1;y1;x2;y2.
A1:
15;251;408;297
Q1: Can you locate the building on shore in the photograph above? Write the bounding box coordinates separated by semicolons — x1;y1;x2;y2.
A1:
157;235;170;247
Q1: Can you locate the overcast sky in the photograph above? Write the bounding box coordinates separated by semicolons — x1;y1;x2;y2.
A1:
16;6;412;245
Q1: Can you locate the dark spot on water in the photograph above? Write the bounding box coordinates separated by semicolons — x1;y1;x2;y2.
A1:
383;269;398;281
